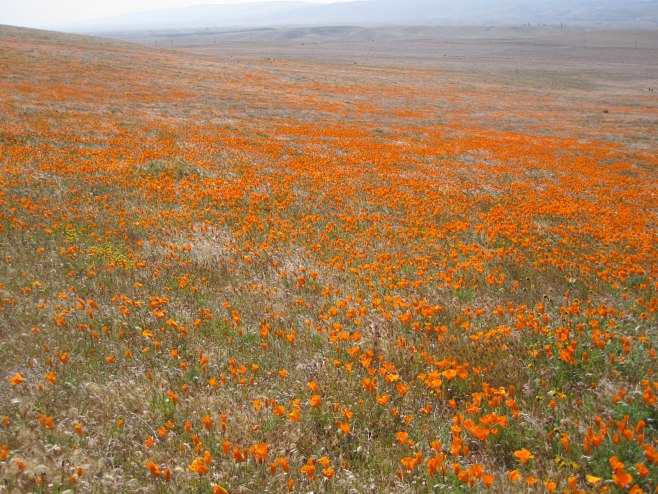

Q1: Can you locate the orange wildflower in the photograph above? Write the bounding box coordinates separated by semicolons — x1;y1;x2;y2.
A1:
251;443;268;463
288;408;300;422
309;395;321;407
189;457;209;475
146;460;160;477
276;457;290;472
513;449;534;464
8;373;23;386
337;421;350;434
301;458;315;479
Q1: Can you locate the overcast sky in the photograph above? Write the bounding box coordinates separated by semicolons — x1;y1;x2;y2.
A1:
0;0;345;28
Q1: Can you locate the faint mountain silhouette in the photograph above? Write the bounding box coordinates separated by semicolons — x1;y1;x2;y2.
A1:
60;0;658;32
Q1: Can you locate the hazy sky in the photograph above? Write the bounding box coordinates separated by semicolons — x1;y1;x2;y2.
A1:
0;0;345;28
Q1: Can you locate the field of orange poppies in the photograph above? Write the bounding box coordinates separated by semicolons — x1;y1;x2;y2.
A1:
0;25;656;493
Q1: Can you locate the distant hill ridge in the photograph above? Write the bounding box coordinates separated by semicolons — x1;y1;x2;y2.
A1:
63;0;658;32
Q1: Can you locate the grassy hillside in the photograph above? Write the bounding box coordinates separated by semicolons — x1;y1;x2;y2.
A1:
0;25;656;493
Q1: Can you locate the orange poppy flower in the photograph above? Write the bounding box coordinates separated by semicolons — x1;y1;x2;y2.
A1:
189;457;209;475
513;449;534;464
8;373;23;386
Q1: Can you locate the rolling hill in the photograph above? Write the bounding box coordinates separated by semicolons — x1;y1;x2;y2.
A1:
62;0;658;32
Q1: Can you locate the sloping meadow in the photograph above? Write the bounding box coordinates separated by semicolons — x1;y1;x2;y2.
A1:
0;26;656;493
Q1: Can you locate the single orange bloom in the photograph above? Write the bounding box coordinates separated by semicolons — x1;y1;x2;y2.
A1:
146;460;160;477
513;449;534;464
8;373;23;386
400;455;419;471
309;395;321;408
398;312;412;323
441;369;458;380
507;470;521;482
251;443;268;463
38;415;55;430
276;456;289;472
301;459;315;479
337;421;350;434
376;394;390;406
612;468;633;488
232;446;245;462
189;457;209;475
288;408;300;422
482;473;494;488
634;462;649;478
427;454;445;476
